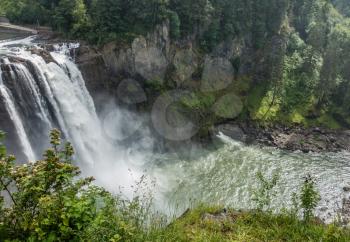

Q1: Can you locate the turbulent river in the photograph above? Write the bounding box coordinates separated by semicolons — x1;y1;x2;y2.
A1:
0;37;349;223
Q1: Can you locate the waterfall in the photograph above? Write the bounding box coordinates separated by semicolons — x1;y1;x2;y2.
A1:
0;69;36;161
0;39;110;166
0;38;150;198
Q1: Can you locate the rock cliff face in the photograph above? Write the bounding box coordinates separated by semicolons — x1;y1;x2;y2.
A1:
74;22;286;147
75;47;109;95
76;22;260;100
75;22;350;152
76;19;288;102
77;24;171;95
74;25;209;141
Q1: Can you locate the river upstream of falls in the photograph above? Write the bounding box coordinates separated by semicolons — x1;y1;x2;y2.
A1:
0;37;350;223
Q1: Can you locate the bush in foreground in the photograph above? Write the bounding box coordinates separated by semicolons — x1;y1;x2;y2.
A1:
0;130;162;241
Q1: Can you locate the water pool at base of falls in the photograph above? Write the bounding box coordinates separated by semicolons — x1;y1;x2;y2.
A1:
0;37;349;224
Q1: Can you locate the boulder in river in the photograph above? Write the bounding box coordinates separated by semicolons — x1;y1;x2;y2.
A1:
213;123;246;142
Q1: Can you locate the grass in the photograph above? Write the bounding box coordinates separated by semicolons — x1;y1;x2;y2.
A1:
154;206;350;242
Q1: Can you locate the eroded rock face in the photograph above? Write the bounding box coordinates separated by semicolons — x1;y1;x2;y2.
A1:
76;46;109;94
173;47;198;86
76;22;244;98
77;22;172;95
116;78;147;104
133;36;167;81
201;57;235;92
74;23;350;151
102;42;134;76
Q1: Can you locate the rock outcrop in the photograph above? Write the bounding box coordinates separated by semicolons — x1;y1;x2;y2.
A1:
75;22;349;152
76;22;249;101
75;46;109;95
216;122;350;153
172;47;198;86
0;20;37;40
201;57;235;92
132;36;168;81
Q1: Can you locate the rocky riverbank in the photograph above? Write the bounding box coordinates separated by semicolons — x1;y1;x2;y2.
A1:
215;122;350;153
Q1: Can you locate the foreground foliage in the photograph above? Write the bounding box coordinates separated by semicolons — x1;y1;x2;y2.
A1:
0;130;163;241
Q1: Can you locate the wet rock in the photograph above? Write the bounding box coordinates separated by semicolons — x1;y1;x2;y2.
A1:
116;78;147;104
30;48;55;63
37;44;55;52
320;207;328;212
214;124;246;142
232;122;350;153
76;46;109;94
100;42;135;76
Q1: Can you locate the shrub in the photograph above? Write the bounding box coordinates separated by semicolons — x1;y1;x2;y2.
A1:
252;171;280;211
0;129;99;240
300;174;321;222
0;130;162;241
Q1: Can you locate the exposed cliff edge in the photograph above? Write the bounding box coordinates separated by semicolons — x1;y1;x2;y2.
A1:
75;21;350;152
76;22;256;100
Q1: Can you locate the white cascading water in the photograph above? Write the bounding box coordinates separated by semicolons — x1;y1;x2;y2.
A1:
0;37;148;197
0;70;36;161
